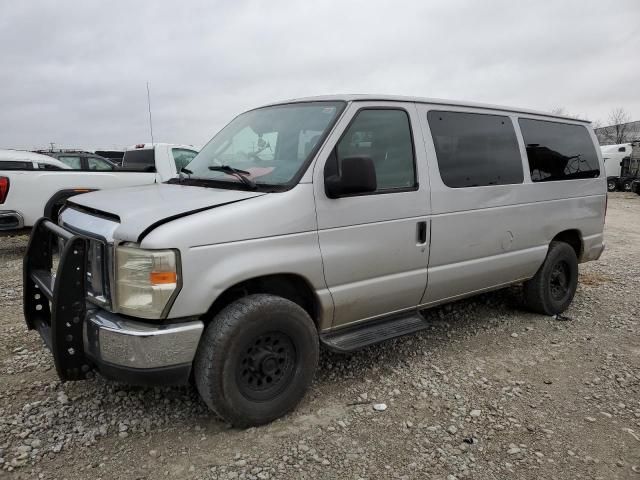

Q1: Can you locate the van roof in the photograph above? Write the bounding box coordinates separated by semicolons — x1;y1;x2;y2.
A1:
261;94;591;124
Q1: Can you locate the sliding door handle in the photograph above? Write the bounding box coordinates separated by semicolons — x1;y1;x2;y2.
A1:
416;221;427;245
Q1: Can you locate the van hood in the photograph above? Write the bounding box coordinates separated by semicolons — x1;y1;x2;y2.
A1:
67;183;265;241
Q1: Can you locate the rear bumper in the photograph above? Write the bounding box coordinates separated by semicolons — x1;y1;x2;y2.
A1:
0;210;24;231
581;233;605;263
23;217;203;386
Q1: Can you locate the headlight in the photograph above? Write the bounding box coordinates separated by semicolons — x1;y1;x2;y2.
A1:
115;245;180;319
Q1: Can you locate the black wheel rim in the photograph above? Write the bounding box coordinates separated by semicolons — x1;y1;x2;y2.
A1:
236;331;296;401
549;260;570;301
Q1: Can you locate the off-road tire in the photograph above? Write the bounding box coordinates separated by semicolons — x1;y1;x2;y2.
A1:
622;179;633;191
194;294;319;427
523;241;578;315
607;179;617;192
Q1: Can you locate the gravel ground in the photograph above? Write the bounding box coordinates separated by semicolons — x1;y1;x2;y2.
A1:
1;193;639;480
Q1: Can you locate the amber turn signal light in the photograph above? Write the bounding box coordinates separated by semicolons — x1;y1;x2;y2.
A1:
149;271;177;285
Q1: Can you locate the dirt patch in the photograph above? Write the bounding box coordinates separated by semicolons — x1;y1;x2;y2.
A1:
579;271;612;286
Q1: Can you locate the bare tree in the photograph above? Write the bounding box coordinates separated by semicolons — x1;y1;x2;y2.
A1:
549;107;589;120
604;107;631;144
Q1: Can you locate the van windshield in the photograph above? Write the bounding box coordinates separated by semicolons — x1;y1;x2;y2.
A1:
185;102;345;188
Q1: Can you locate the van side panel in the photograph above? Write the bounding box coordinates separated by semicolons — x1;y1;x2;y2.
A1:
416;104;606;306
424;194;604;304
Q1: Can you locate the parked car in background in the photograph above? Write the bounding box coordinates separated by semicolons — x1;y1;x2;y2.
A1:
0;144;198;232
24;95;606;427
600;143;632;191
94;150;125;167
0;150;72;171
36;150;117;171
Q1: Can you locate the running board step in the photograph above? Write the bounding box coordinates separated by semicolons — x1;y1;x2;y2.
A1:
320;312;428;353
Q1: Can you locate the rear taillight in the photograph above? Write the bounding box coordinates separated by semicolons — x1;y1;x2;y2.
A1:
0;177;9;204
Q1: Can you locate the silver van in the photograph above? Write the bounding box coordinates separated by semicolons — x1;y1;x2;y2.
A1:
24;95;606;426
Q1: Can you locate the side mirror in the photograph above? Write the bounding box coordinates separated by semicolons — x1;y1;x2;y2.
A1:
325;156;377;198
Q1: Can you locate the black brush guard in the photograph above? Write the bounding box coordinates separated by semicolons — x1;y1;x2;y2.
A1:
23;218;93;381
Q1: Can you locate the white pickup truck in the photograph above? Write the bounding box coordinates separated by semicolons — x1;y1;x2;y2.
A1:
0;143;198;232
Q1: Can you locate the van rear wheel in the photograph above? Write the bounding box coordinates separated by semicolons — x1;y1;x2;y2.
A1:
194;294;319;427
523;241;578;315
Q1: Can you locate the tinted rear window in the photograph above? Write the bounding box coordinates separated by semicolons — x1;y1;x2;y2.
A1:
0;161;33;170
518;119;600;182
123;149;155;169
428;111;523;188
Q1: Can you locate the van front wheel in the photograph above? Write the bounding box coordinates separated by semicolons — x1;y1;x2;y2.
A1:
523;241;578;315
194;294;319;427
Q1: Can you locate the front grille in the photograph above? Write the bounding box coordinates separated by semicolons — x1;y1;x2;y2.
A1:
86;239;112;307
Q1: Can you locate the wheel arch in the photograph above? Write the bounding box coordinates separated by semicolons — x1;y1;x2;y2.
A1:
551;229;583;261
202;273;322;329
44;189;95;222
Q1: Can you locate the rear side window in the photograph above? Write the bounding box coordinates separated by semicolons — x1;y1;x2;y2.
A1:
0;161;33;170
123;149;155;170
518;119;600;181
428;111;523;188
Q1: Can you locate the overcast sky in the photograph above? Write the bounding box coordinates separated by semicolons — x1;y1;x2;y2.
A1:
1;1;638;150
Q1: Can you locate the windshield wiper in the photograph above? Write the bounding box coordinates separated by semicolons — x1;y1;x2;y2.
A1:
208;165;256;189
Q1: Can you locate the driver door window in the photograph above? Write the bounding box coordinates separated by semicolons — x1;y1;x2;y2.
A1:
331;109;416;192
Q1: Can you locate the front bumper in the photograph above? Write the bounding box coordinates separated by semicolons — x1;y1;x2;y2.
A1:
23;218;203;385
84;310;202;385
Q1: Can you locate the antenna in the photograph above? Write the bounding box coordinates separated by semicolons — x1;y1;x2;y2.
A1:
146;81;155;145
